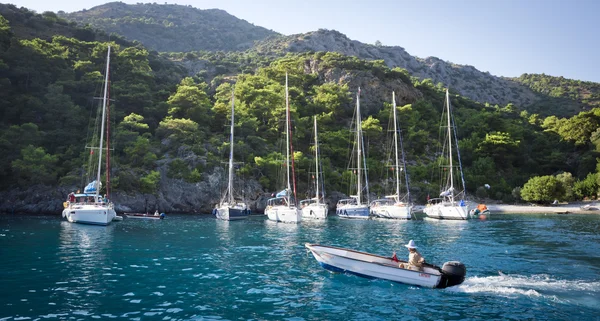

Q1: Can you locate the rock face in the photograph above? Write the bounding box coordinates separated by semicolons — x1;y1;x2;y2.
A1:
254;29;540;107
301;56;422;114
60;2;278;52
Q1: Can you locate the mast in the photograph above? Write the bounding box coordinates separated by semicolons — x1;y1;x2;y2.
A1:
96;45;111;201
356;88;362;205
285;73;292;205
227;88;235;205
392;92;400;202
314;116;320;206
446;89;454;202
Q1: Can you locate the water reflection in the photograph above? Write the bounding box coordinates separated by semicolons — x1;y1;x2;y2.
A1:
55;222;115;311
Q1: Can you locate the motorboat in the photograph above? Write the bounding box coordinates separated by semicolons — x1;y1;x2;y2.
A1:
124;211;165;220
305;243;466;288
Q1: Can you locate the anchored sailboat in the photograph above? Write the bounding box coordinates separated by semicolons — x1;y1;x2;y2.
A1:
424;89;470;220
62;46;117;225
215;88;249;221
265;73;302;223
336;88;370;219
300;116;328;219
370;92;413;219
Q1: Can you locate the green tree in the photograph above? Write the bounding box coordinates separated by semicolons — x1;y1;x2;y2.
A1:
521;175;565;204
167;77;212;124
11;145;59;185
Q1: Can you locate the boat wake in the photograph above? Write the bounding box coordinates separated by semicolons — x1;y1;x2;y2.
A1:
447;273;600;308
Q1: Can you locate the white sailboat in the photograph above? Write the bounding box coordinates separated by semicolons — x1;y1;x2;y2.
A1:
215;88;249;221
265;73;302;223
62;46;117;226
300;116;328;219
424;89;470;220
370;92;413;219
336;88;370;219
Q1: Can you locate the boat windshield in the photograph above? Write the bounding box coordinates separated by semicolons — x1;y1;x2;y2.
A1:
337;198;357;206
369;199;395;207
267;197;288;207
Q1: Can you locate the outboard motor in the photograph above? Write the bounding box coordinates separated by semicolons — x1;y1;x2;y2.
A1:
437;261;467;288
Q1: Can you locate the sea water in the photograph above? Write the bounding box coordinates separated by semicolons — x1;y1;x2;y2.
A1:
0;213;599;320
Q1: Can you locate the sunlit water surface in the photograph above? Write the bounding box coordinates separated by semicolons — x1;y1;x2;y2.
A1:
1;213;599;320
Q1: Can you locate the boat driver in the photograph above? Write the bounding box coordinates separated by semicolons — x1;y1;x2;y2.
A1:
399;240;425;271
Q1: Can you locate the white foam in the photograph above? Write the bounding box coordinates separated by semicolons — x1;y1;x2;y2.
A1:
447;273;599;303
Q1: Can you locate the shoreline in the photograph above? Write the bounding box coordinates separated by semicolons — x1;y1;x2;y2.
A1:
485;204;600;214
414;203;600;215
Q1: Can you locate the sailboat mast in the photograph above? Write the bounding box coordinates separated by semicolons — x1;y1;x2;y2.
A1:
314;116;320;206
356;88;362;205
227;88;235;204
285;73;292;200
446;89;454;201
392;92;400;202
96;45;111;200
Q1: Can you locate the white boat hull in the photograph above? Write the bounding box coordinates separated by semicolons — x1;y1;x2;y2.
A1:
424;203;470;220
216;207;249;221
266;206;301;223
63;204;116;226
305;244;443;288
301;204;328;219
371;205;412;219
336;205;370;219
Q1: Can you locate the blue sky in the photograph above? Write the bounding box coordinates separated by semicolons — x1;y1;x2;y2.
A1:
6;0;600;82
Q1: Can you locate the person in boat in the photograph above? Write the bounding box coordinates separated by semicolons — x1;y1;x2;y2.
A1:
399;240;425;271
68;192;75;203
154;210;159;216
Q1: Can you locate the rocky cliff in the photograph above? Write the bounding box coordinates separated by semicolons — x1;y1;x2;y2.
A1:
253;29;540;108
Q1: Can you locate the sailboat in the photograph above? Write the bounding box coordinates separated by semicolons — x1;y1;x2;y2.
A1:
423;89;470;220
62;46;117;225
336;88;370;219
215;88;249;221
264;73;302;223
300;116;328;219
370;92;413;219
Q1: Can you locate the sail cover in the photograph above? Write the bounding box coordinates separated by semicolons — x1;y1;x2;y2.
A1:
84;180;102;194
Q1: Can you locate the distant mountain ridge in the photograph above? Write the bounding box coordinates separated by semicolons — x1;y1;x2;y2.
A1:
59;1;278;52
252;29;541;108
54;2;598;116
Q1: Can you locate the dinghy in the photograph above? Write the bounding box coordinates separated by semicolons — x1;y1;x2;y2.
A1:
124;211;165;220
305;243;466;288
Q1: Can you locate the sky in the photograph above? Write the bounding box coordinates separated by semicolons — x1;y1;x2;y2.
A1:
6;0;600;82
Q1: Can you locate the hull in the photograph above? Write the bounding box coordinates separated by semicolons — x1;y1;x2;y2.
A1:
265;206;301;223
63;204;116;226
371;205;413;219
124;213;164;220
301;204;328;219
336;205;370;219
216;207;249;221
424;203;470;220
305;244;442;288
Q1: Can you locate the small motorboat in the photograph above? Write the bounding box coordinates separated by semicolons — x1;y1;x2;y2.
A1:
305;243;466;288
469;203;490;217
124;211;165;220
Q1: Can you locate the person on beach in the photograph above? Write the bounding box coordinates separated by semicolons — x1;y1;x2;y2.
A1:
399;240;425;271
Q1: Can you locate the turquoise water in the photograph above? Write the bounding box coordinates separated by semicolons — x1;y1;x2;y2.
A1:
1;214;599;320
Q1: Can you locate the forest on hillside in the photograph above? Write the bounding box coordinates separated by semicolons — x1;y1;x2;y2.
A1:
0;6;599;208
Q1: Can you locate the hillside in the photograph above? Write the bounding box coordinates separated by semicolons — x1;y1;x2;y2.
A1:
59;2;278;52
1;4;599;214
513;73;600;115
252;29;541;109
